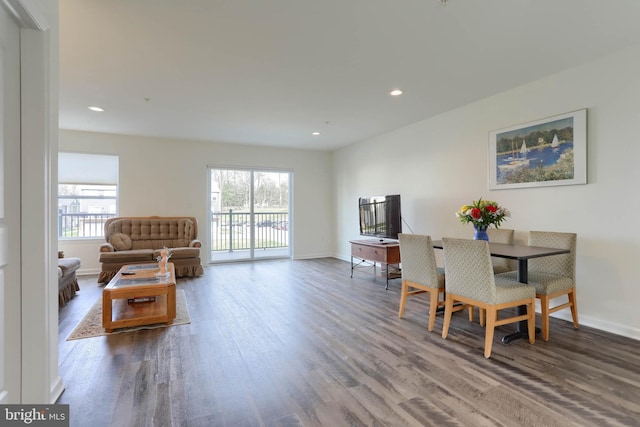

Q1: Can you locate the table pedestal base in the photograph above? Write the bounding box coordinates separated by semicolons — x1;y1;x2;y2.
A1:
502;326;541;344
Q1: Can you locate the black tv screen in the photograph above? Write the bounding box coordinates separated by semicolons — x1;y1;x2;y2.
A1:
359;195;402;240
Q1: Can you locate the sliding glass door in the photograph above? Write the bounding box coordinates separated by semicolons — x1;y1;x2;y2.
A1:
209;168;291;262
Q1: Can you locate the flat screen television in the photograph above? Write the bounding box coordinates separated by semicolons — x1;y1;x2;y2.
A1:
359;194;402;240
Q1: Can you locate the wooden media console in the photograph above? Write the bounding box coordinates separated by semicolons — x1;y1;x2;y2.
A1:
349;239;401;289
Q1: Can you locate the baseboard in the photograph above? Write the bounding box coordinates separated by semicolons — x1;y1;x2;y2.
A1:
550;310;640;341
292;252;335;260
50;375;65;404
334;254;351;263
77;268;100;276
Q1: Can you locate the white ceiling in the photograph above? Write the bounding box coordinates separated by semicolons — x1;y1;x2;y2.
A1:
59;0;640;151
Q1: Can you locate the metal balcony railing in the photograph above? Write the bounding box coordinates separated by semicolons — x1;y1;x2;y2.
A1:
58;212;116;238
211;210;289;252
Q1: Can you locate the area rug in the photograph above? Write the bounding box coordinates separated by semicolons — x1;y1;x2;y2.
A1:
66;289;190;340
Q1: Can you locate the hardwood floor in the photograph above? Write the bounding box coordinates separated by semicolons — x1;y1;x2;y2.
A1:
57;258;640;427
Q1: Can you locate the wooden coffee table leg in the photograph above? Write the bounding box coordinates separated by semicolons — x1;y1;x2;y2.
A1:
102;294;113;333
166;285;176;325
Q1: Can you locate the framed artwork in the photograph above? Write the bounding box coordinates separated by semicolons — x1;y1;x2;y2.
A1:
488;109;587;190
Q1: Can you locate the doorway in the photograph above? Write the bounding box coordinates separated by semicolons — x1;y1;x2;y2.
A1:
209;168;292;262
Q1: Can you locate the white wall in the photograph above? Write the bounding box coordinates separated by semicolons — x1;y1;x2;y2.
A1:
58;131;335;273
333;44;640;340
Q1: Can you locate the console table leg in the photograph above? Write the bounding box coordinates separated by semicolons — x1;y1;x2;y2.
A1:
349;240;401;289
350;256;354;278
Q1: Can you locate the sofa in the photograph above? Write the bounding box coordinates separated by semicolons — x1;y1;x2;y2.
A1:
98;216;204;283
59;256;81;307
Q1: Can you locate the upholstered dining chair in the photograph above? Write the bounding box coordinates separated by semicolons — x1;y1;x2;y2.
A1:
496;231;578;341
441;238;536;358
472;228;517;325
486;228;517;274
398;234;470;331
397;233;444;331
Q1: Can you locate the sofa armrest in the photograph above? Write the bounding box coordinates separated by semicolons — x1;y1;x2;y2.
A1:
189;240;202;248
100;243;115;252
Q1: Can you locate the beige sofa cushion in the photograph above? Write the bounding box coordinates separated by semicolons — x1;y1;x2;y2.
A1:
153;247;201;260
105;217;198;250
99;249;154;262
109;232;133;251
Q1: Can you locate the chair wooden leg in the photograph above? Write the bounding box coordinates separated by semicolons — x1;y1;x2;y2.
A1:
527;300;535;344
398;280;408;318
468;306;474;322
427;289;438;332
442;297;454;339
540;295;550;342
479;308;485;327
484;306;496;358
569;289;579;329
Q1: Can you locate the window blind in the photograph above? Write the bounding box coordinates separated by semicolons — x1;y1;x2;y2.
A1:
58;152;118;185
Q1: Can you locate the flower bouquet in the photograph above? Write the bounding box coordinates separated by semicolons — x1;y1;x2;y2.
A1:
456;198;510;240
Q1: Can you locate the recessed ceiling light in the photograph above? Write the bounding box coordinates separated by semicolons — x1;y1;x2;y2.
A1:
390;89;403;96
312;131;321;136
88;106;104;112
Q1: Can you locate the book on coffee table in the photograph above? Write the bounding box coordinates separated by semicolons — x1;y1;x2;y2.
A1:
127;296;157;304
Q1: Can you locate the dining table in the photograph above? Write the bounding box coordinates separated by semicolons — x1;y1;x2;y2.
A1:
431;239;570;343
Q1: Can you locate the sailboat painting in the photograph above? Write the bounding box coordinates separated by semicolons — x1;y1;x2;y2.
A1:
488;109;587;190
498;140;533;174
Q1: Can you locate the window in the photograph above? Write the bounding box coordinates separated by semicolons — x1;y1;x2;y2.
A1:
58;152;118;238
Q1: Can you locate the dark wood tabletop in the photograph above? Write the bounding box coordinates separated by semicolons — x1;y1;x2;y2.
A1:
431;240;569;260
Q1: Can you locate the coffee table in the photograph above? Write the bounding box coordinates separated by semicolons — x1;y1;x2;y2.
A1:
102;262;176;332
